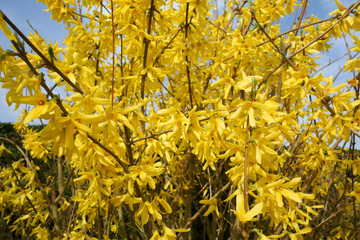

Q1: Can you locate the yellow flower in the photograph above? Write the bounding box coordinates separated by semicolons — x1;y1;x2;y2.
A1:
0;143;12;156
199;198;219;216
349;182;360;202
232;192;263;223
0;13;16;41
263;177;303;207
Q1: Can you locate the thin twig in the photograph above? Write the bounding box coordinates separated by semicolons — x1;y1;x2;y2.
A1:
256;17;336;47
293;0;308;36
110;0;115;108
0;137;34;172
209;21;227;34
243;116;250;212
0;136;60;230
311;52;350;77
141;0;155;100
87;134;129;172
153;28;182;66
314;205;350;230
131;130;172;144
214;0;218;19
350;129;360;138
185;2;194;108
55;167;74;203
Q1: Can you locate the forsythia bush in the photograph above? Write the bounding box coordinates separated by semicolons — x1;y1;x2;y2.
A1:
1;0;360;239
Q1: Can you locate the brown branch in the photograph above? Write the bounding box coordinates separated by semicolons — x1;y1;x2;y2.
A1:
57;156;64;200
243;116;250;212
256;17;336;47
185;3;194;108
251;12;297;71
209;21;227;34
214;0;219;19
11;40;69;116
322;162;339;213
176;182;231;240
0;10;84;95
242;16;253;36
122;127;135;166
157;78;175;97
301;169;318;193
153;28;182;66
311;52;350;77
258;62;283;88
218;1;248;40
320;98;336;116
131;130;172;144
259;1;360;89
220;12;235;40
110;0;115;108
55;167;74;203
10;31;133;203
350;129;360;138
0;137;34;172
293;0;308;36
87;134;129;173
314;205;350;230
141;0;155;99
289;1;360;59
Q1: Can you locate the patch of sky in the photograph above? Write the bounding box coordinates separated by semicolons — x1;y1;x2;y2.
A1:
0;1;68;123
286;0;359;86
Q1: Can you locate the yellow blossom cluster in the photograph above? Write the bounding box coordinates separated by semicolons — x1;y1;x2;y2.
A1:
0;0;360;239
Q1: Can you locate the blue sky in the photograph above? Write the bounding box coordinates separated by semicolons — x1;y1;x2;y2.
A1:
0;0;67;123
0;0;358;123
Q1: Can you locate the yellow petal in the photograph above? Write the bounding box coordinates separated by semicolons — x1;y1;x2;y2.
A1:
64;121;75;151
265;179;285;189
0;13;15;41
282;177;301;188
282;189;302;203
248;107;255;127
276;191;283;207
157;108;174;115
141;206;149;225
9;96;39;105
224;84;232;99
251;102;267;110
128;178;134;195
172;228;190;233
158;198;172;213
243;202;263;221
72;119;92;133
335;0;346;10
24;105;46;124
298;227;312;234
117;114;135;131
203;204;216;216
224;189;241;202
230;107;242;120
164;227;176;236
